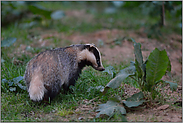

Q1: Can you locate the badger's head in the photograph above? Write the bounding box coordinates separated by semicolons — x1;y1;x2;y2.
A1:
77;44;105;71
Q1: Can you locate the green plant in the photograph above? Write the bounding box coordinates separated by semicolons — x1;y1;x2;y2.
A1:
96;38;177;121
1;76;26;93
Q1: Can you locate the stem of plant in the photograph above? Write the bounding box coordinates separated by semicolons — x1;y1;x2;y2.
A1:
130;76;138;82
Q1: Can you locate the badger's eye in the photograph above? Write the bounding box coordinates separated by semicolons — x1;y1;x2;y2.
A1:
97;59;100;65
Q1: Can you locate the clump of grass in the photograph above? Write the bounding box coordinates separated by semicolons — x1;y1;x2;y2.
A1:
57;109;74;116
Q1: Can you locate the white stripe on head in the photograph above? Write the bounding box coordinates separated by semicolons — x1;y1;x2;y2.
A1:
77;49;98;68
77;44;104;71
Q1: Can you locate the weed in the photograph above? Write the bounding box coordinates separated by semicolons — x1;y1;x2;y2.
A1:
96;38;178;121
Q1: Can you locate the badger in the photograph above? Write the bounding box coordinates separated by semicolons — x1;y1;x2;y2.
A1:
24;44;105;102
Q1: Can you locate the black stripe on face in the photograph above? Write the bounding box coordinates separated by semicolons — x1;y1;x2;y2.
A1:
89;47;101;67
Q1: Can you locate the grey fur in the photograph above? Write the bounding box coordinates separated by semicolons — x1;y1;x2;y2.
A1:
24;44;104;102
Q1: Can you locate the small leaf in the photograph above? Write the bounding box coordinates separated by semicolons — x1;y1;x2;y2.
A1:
164;81;178;91
103;66;116;78
87;85;104;92
13;76;23;84
17;83;27;90
51;10;65;20
96;100;126;118
8;81;14;86
1;79;8;84
1;57;5;63
9;87;16;92
1;37;17;47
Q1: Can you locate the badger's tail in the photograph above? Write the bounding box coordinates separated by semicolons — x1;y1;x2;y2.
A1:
28;68;46;102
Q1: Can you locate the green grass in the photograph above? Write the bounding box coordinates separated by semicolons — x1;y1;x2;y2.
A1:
1;63;117;121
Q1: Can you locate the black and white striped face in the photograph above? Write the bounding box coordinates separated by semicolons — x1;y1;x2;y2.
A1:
77;44;105;71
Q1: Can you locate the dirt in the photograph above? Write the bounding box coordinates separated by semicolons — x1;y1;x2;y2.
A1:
127;106;182;122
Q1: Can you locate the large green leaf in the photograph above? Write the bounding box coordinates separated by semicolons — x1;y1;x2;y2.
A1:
106;66;136;89
101;65;135;94
1;37;17;47
146;48;169;91
126;91;144;101
123;91;145;108
118;65;136;76
96;100;126;118
123;100;145;108
106;74;129;89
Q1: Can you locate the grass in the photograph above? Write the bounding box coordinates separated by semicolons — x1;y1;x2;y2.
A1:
1;1;182;122
1;63;119;121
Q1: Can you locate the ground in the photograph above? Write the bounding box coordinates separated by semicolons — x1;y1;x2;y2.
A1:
12;28;182;122
1;2;182;122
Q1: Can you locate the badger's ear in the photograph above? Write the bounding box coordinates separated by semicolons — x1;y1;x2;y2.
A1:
83;44;91;49
84;44;96;51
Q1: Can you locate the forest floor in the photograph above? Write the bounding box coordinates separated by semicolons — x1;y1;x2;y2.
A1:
1;2;182;122
30;27;182;122
12;23;182;122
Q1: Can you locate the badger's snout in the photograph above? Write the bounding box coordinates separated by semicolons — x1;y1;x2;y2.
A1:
98;66;105;71
93;66;105;71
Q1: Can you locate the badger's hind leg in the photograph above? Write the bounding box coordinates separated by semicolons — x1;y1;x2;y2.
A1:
28;69;46;102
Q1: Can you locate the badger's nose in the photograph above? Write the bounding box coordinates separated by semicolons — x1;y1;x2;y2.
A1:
98;66;105;71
